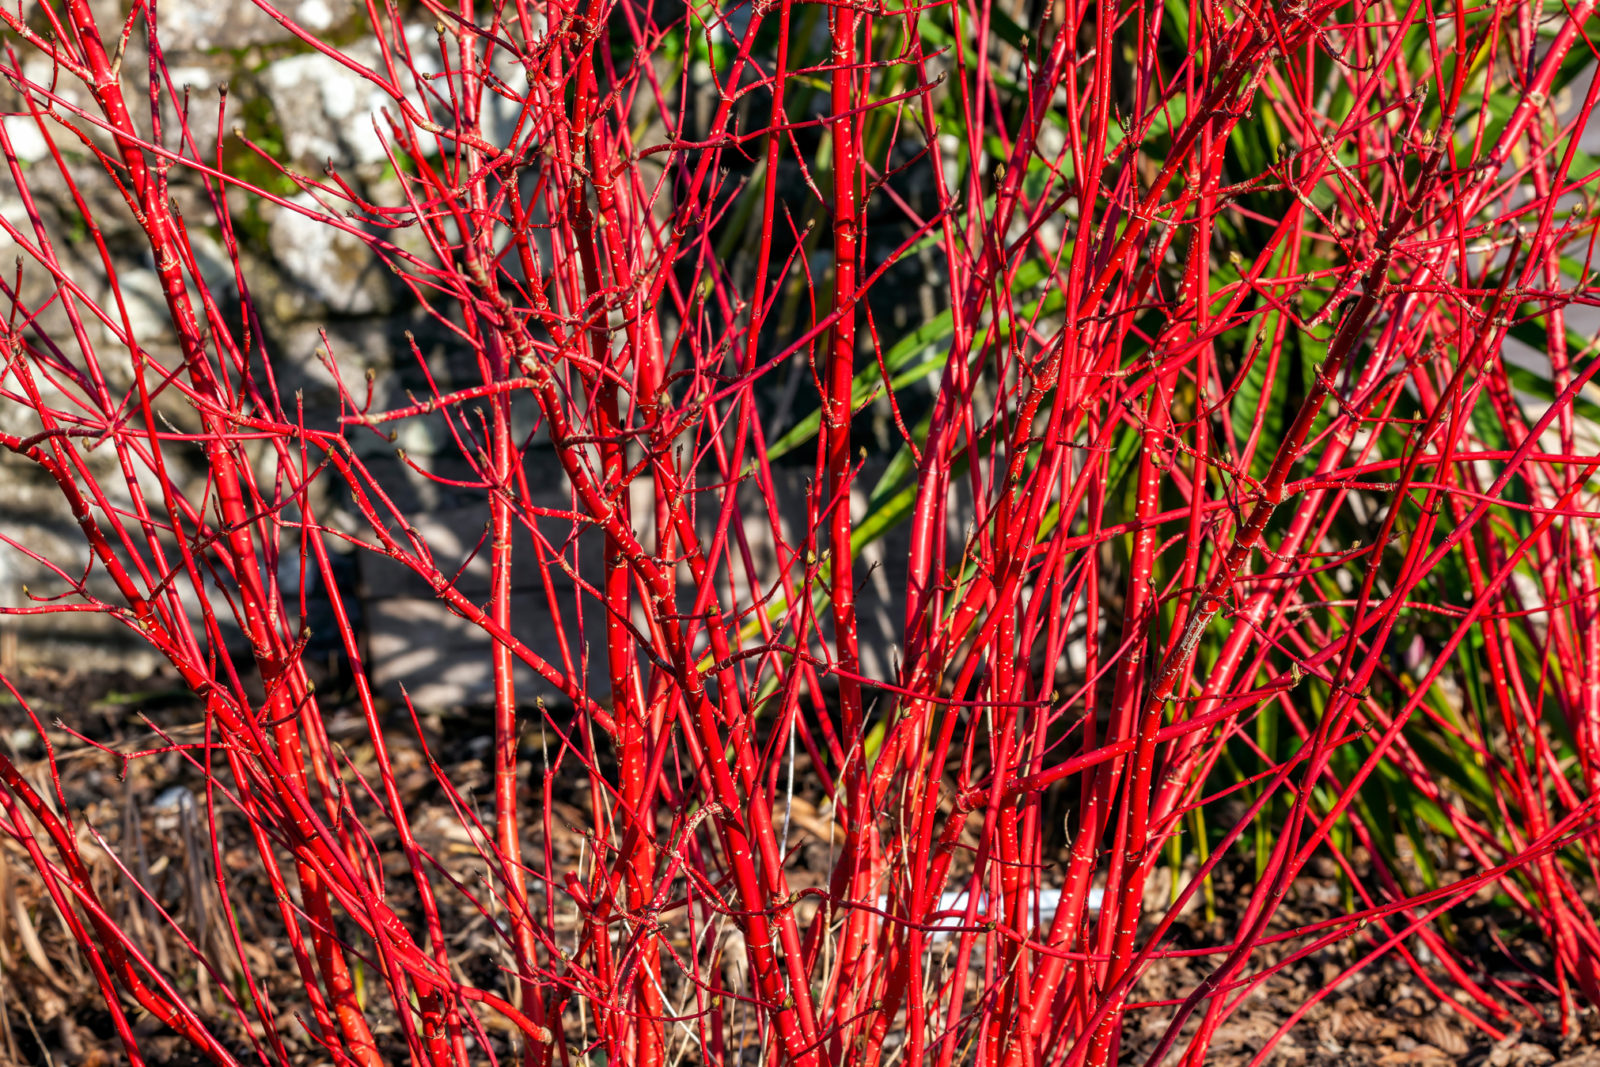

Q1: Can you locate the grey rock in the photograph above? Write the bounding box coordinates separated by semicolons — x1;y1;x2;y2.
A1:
269;192;392;315
156;0;355;54
262;30;441;168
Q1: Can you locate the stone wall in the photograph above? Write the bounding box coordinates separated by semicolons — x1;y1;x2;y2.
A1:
0;0;942;707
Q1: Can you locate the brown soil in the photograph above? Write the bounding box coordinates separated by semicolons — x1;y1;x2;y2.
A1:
0;665;1595;1066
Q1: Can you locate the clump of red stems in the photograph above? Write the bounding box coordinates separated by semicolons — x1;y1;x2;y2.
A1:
2;0;1600;1062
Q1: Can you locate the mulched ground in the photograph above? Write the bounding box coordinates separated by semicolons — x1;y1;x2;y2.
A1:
0;664;1596;1065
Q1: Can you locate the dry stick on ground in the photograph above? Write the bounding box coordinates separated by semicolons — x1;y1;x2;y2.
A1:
0;0;1599;1063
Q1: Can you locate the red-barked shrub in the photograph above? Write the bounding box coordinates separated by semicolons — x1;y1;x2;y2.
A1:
2;0;1600;1062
